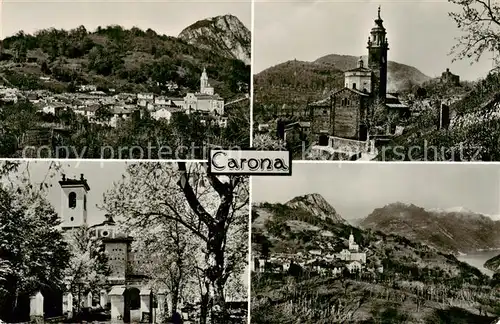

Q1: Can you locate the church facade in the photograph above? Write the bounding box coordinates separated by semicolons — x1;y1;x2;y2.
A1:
309;7;408;142
58;174;168;323
183;68;225;115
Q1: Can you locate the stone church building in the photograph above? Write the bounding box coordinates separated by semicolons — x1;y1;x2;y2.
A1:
57;174;169;323
309;7;408;143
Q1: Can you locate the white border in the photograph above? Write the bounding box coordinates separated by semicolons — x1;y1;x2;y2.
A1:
0;158;207;162
248;0;255;322
249;0;255;150
292;160;500;164
247;171;253;324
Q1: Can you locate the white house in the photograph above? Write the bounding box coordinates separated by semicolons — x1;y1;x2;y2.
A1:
109;106;136;128
137;93;154;101
184;93;224;115
151;106;183;122
347;261;362;273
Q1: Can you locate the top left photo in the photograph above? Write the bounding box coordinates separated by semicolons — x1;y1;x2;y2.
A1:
0;0;251;160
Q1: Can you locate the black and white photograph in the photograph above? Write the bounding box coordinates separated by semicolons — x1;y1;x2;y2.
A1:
0;160;249;323
0;0;251;159
251;163;500;323
253;0;500;161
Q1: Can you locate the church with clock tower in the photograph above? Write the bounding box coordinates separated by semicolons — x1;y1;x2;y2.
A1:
309;6;408;144
367;5;389;103
58;174;169;323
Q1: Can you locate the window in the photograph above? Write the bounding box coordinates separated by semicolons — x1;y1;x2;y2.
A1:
84;195;87;211
352;83;356;90
323;109;327;115
68;192;76;208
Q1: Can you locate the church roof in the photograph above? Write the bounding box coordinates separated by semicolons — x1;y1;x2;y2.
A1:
386;103;409;109
89;214;116;228
59;174;90;191
345;66;372;73
309;87;369;106
194;93;223;99
335;87;370;97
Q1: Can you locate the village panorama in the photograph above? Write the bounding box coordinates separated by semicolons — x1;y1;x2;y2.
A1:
0;14;251;159
251;163;500;323
253;1;500;161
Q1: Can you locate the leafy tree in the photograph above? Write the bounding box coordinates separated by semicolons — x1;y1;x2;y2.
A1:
127;218;198;318
0;161;70;322
62;225;110;308
94;106;113;123
449;0;500;70
103;162;249;324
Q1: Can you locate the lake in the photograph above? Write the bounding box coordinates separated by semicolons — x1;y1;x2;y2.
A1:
457;250;499;277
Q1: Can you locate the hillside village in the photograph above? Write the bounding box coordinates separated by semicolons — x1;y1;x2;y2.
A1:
253;6;490;161
252;231;379;277
251;193;500;323
0;68;240;128
0;15;251;158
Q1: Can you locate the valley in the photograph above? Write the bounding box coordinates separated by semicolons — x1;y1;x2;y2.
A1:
251;193;500;324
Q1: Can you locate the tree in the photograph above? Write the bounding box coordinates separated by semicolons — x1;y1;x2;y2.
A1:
449;0;500;70
128;218;198;318
103;162;249;324
94;106;113;123
0;161;70;322
62;225;110;310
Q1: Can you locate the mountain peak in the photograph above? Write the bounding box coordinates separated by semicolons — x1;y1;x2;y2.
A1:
285;193;346;224
361;201;500;254
178;14;250;65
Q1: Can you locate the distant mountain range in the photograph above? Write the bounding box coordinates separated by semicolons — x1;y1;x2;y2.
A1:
253;195;500;273
360;202;500;255
178;14;250;65
253;54;431;110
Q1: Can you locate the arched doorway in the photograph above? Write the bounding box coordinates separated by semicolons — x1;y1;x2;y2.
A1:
318;134;329;146
124;287;140;323
41;286;63;319
359;125;368;141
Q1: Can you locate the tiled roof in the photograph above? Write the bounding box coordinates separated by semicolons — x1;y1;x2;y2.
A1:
345;67;372;73
386;103;409;109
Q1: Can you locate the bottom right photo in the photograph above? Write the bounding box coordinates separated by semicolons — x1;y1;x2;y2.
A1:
250;163;500;324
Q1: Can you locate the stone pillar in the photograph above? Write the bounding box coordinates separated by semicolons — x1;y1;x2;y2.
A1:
109;286;125;323
157;289;167;320
86;291;93;308
63;292;73;319
100;289;108;308
30;291;44;322
140;289;152;322
370;139;375;153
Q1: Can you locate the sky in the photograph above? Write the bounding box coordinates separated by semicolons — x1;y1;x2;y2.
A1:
26;160;127;225
254;0;493;81
1;0;251;39
252;163;500;220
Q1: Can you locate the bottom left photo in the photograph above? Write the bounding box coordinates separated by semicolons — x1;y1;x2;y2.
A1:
0;160;249;324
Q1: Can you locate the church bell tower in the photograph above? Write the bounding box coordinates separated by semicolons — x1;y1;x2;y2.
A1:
59;173;90;230
367;6;389;102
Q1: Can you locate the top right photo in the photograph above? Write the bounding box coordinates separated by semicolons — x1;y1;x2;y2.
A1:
253;0;498;161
